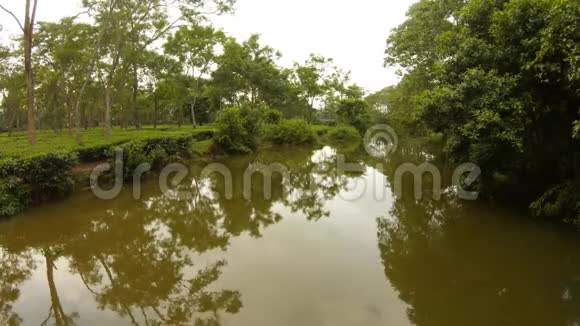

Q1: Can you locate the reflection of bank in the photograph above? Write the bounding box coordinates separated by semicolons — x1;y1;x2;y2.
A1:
377;188;580;326
0;145;365;325
0;185;242;325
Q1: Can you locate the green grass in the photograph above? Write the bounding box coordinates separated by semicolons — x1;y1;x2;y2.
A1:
0;125;215;161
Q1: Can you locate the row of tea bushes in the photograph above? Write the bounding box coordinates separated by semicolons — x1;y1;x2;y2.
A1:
0;152;78;216
0;132;207;217
109;135;194;181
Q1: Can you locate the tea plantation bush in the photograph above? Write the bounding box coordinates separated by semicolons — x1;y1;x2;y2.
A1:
0;152;78;216
0;133;195;217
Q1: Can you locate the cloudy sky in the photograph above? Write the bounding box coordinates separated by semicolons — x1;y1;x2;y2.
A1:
0;0;416;92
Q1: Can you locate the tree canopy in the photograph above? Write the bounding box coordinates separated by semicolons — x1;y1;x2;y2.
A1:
383;0;580;223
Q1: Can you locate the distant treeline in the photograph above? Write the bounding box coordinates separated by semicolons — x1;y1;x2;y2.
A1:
0;0;367;143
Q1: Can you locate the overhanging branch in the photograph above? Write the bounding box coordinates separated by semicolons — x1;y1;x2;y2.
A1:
0;4;24;32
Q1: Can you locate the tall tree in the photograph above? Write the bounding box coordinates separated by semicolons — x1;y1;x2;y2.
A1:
210;35;290;110
0;0;39;144
165;24;224;127
36;19;95;135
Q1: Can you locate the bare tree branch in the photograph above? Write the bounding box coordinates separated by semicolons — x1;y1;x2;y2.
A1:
70;9;90;21
0;4;24;32
30;0;39;28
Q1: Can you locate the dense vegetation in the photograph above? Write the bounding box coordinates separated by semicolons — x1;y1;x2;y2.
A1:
1;0;578;226
371;0;580;224
0;0;371;217
0;0;365;144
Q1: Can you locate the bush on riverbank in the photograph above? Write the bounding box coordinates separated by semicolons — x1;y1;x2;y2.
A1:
212;104;361;153
326;125;361;144
0;152;78;216
0;130;201;217
212;106;263;154
109;135;194;180
265;119;317;146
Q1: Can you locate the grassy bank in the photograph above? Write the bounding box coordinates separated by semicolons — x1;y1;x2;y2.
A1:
0;123;354;218
0;125;216;161
0;125;217;217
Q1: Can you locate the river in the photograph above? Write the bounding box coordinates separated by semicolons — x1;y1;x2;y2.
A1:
0;145;579;326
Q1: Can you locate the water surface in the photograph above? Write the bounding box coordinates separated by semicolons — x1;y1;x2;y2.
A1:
1;145;579;326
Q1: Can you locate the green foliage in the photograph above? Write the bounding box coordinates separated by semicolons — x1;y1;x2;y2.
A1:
311;125;332;137
386;0;580;222
265;119;317;146
0;178;27;217
212;106;263;154
77;142;125;163
335;99;371;135
110;134;194;180
326;126;361;144
264;108;283;125
0;128;201;216
0;152;78;216
0;126;212;161
530;182;580;226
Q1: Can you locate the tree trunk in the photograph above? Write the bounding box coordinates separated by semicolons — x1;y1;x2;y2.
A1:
45;251;68;326
74;95;82;144
132;62;140;129
190;77;200;128
153;91;158;129
104;86;112;138
61;71;72;137
24;0;38;144
67;100;73;137
190;100;197;128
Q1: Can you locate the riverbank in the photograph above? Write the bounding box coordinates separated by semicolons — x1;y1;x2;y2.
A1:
0;124;346;218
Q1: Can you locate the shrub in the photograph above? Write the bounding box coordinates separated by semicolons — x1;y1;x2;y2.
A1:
143;135;193;158
0;152;78;216
109;135;193;181
266;119;317;146
213;106;263;154
530;182;580;226
0;178;27;217
77;142;126;163
327;126;362;143
264;109;283;125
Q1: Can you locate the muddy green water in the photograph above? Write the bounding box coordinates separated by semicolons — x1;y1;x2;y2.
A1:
1;146;580;326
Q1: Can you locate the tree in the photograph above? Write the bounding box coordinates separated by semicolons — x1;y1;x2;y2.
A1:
385;0;580;222
291;54;358;121
210;35;290;109
292;55;331;115
165;24;224;127
36;19;95;135
84;0;235;137
335;98;371;135
0;0;39;144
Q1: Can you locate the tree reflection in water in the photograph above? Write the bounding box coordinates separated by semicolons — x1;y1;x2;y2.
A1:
375;144;580;326
0;146;360;325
